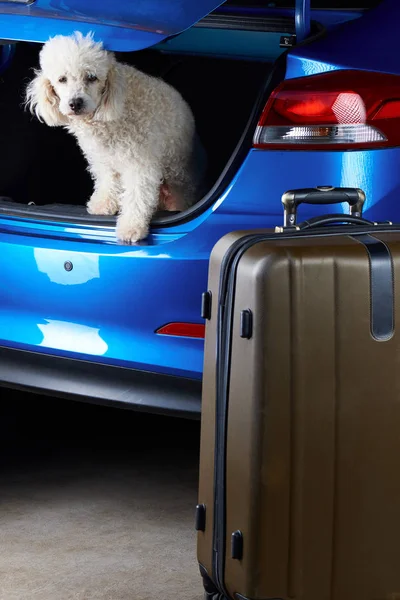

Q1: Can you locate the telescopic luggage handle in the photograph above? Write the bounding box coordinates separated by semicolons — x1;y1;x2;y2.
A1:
280;186;366;228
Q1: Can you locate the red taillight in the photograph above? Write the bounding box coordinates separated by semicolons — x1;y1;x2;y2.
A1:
253;70;400;150
374;99;400;120
156;323;205;339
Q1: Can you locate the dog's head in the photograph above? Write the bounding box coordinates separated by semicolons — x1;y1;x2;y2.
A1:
26;31;125;126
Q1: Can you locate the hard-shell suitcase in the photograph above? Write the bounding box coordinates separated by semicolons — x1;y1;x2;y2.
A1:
196;187;400;600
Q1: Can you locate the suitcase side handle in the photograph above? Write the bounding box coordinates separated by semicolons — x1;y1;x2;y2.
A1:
281;186;366;227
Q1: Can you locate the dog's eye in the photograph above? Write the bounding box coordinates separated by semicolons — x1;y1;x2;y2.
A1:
58;75;67;84
86;74;98;83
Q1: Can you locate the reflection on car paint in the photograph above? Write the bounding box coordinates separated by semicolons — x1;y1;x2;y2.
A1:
34;248;100;285
38;319;108;355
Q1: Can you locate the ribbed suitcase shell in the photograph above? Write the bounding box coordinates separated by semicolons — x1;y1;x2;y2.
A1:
197;227;400;600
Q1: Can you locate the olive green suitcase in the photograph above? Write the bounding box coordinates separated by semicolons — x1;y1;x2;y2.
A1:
197;187;400;600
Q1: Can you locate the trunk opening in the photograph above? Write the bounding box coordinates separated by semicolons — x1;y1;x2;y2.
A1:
0;41;273;226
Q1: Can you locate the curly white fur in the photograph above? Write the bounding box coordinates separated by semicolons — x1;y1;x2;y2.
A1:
25;32;198;243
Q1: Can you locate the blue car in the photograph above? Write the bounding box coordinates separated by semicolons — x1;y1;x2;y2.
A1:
0;0;396;417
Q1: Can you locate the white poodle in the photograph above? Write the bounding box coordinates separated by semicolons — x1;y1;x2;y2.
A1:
25;32;201;243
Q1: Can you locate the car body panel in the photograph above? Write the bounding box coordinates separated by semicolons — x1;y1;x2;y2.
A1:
286;0;400;78
0;0;360;55
0;143;398;382
0;0;397;413
0;0;225;51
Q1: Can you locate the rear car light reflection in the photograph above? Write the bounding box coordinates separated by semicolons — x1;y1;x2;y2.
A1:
156;323;205;339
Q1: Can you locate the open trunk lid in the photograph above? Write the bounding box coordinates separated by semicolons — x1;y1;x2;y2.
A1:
0;0;226;51
0;0;315;51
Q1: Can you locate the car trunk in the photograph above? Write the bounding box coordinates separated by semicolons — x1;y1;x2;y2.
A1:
0;41;271;225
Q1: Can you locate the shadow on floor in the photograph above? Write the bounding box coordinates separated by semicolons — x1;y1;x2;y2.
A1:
0;394;202;600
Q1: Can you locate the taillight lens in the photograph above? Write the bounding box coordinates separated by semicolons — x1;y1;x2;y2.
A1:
254;70;400;150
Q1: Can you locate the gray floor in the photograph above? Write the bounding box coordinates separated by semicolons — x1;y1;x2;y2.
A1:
0;398;203;600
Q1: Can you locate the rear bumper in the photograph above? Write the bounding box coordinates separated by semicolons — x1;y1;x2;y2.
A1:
0;347;202;419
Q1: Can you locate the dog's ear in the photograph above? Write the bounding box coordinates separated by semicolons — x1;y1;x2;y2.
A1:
95;58;125;123
25;70;67;127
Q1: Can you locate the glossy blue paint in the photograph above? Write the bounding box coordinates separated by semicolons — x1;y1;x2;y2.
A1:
0;230;208;378
0;0;397;402
0;0;224;51
287;0;400;79
212;148;400;223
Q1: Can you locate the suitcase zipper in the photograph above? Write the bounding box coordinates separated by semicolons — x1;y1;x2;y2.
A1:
211;224;397;597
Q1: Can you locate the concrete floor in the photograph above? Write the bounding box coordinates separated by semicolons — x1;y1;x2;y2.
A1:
0;396;203;600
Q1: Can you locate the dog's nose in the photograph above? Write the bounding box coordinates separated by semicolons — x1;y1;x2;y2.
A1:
69;97;84;112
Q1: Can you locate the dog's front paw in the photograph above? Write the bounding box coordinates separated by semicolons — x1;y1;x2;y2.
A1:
116;219;149;244
87;193;119;216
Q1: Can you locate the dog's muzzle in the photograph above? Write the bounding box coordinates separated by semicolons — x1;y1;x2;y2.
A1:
69;97;84;114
